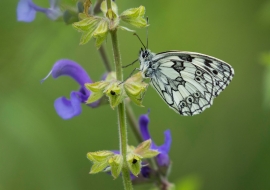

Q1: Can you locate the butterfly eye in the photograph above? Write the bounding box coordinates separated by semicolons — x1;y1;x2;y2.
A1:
195;70;202;76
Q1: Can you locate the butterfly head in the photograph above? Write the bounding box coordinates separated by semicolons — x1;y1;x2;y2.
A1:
138;48;155;78
139;48;152;61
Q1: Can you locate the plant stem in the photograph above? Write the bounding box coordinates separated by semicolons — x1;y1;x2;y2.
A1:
110;19;133;190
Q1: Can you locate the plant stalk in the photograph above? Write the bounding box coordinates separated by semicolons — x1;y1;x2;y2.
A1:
109;6;133;188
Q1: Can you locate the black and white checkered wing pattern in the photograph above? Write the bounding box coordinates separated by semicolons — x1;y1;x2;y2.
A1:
150;51;234;116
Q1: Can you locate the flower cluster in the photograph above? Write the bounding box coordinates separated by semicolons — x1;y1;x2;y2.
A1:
87;113;172;181
72;1;148;48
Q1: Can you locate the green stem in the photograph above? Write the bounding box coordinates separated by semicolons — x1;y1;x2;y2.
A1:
110;25;133;190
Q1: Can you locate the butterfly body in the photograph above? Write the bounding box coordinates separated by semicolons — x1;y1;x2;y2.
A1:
138;49;234;116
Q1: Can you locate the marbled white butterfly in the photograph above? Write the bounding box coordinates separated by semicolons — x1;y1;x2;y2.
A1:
136;48;234;116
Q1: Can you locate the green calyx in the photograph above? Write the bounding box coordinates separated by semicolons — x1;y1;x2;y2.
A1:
120;6;148;28
126;139;159;176
87;140;159;179
85;72;148;109
87;151;114;174
72;1;148;47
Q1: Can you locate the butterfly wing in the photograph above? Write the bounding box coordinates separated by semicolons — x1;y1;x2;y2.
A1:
150;51;234;116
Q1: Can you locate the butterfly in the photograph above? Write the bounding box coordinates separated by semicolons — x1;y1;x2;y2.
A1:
134;47;234;116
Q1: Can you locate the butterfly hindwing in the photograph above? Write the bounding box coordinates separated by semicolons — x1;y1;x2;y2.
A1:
149;51;234;116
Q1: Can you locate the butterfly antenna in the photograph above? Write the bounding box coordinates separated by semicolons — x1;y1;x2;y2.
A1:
133;33;147;50
146;17;149;49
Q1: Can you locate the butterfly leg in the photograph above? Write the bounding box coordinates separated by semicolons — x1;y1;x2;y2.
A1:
118;68;140;85
122;59;138;68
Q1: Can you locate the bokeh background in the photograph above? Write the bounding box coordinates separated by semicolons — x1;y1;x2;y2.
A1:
1;0;270;189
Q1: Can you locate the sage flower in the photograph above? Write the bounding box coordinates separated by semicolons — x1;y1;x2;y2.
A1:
42;59;101;120
17;0;62;22
139;113;172;167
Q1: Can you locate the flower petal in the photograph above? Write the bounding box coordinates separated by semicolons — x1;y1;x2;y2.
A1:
54;91;82;120
17;0;37;22
156;153;170;167
51;59;92;85
158;130;172;154
139;113;172;167
139;114;151;140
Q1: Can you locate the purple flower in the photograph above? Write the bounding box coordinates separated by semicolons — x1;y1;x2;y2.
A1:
17;0;62;22
139;113;172;167
42;59;100;120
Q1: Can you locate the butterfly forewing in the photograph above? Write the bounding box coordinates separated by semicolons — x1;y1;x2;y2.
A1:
148;51;234;116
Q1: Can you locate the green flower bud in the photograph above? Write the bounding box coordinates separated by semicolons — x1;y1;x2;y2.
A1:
100;0;118;17
108;155;123;179
100;0;119;30
63;9;79;25
120;6;147;28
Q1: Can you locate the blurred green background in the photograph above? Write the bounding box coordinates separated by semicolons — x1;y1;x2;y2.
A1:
1;0;270;189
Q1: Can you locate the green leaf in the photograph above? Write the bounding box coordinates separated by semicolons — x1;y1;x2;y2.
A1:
108;155;123;179
126;153;142;176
